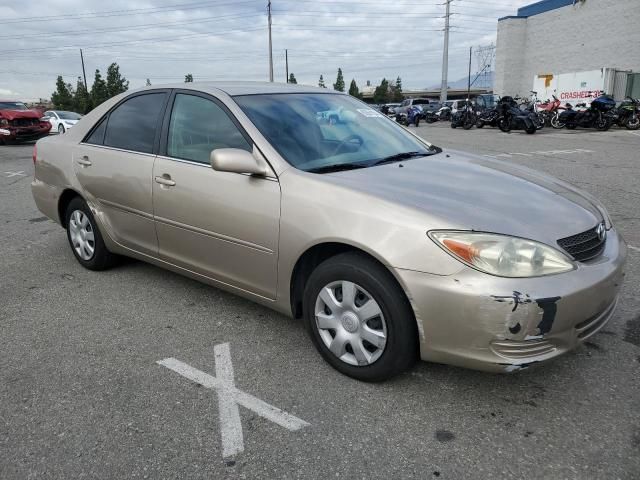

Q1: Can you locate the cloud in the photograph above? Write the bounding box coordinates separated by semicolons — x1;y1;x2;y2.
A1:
0;0;532;100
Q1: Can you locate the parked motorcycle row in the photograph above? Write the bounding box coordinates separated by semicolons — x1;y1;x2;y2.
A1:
390;92;640;134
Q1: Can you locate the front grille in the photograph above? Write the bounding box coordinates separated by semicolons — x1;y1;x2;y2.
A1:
11;118;38;127
557;224;606;261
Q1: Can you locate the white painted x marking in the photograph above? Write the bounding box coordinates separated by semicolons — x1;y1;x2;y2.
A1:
4;171;26;178
158;343;309;459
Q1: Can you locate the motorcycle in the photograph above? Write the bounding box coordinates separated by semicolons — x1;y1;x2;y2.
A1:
450;101;477;130
558;95;616;131
535;94;566;128
520;92;545;130
614;96;640;130
496;96;537;134
476;106;500;128
435;105;452;122
395;105;421;127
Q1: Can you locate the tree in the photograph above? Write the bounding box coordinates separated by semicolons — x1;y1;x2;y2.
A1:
105;62;129;98
90;69;109;107
333;68;345;92
392;76;403;102
73;76;92;114
373;78;390;104
348;79;360;98
318;74;326;88
51;76;74;111
288;73;297;84
145;78;152;86
184;73;194;83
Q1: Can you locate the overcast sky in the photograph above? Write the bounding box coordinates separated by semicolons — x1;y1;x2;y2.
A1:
0;0;532;101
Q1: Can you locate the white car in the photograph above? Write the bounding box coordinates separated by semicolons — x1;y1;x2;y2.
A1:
44;110;82;134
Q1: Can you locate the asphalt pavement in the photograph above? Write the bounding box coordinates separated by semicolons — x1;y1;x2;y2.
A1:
1;125;639;479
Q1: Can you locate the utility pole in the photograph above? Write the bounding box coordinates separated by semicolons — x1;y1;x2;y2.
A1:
80;48;88;91
285;49;289;83
268;1;274;82
467;46;472;101
440;0;452;103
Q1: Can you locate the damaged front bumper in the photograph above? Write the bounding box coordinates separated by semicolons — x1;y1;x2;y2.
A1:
397;228;627;373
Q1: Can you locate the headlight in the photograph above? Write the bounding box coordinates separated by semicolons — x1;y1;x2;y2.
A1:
429;231;575;278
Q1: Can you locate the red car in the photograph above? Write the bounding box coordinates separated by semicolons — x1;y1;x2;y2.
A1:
0;100;51;144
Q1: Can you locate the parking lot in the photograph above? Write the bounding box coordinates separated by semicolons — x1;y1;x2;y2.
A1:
1;125;639;479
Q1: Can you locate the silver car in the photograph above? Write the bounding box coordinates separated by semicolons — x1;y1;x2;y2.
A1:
31;82;626;381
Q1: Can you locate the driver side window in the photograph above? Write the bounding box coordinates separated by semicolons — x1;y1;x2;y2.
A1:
167;93;251;164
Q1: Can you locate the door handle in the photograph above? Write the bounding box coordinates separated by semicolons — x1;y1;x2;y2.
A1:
155;175;176;187
77;156;92;167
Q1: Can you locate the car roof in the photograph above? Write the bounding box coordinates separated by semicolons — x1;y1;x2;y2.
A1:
139;81;339;97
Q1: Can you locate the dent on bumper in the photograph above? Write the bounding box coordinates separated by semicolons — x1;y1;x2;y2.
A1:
397;229;627;373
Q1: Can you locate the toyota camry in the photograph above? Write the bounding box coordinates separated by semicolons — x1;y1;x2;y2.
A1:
31;83;626;381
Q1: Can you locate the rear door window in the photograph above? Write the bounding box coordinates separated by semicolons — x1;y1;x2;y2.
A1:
103;92;167;153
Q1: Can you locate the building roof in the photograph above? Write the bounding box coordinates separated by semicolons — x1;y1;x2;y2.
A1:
499;0;575;21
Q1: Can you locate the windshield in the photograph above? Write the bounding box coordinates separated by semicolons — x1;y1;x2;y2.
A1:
0;101;28;110
57;111;82;120
234;93;437;172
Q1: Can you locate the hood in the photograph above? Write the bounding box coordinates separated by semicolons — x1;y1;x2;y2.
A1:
0;109;43;121
320;150;603;247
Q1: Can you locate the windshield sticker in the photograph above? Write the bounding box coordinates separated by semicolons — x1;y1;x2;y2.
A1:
357;108;384;118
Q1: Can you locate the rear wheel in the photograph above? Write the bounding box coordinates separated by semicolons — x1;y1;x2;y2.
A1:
303;252;417;381
65;197;117;270
525;124;537;134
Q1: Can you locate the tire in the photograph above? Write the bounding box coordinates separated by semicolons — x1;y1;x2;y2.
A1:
498;118;511;132
65;197;117;270
58;124;65;134
595;117;611;131
525;125;536;134
626;114;640;130
476;120;485;128
550;112;565;129
462;114;475;130
450;122;457;129
302;252;417;381
414;118;420;127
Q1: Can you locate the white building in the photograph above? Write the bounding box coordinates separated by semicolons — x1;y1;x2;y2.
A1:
494;0;640;102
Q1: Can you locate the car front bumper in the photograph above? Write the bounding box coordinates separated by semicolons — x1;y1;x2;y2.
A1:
0;125;51;143
396;228;627;373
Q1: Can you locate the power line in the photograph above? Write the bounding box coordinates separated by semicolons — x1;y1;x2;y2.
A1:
0;0;256;25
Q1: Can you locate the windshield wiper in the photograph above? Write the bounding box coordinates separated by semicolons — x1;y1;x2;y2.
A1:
370;150;436;167
306;163;368;174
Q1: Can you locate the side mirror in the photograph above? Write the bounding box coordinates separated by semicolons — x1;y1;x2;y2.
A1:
210;146;269;176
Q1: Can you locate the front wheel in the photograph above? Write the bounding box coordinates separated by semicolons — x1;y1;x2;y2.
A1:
550;112;565;129
303;252;417;381
65;197;117;270
498;117;511;132
58;124;65;134
595;116;611;131
626;113;640;130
